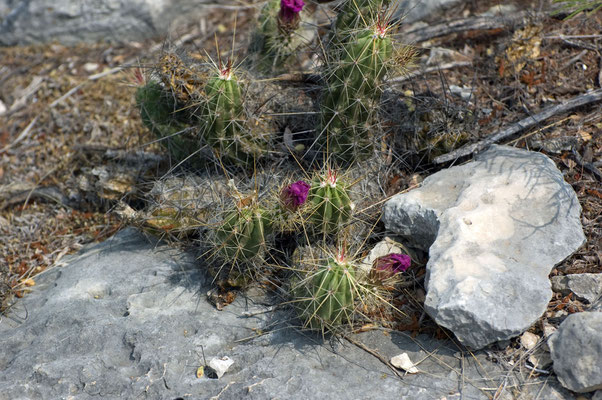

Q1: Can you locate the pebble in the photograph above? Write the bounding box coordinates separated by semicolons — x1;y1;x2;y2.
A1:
207;356;234;379
520;332;539;350
83;62;99;73
390;353;419;374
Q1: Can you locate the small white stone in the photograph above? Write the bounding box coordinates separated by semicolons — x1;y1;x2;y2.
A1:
390;353;419;373
0;99;6;115
520;332;539;350
83;62;99;73
207;356;234;379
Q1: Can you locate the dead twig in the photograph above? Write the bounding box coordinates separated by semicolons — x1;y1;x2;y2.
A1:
397;12;530;44
390;61;472;83
434;88;602;164
571;149;602;182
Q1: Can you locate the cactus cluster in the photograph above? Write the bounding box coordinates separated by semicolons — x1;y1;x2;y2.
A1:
134;1;420;334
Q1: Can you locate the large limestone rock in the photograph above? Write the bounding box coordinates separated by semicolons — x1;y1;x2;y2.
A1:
0;0;215;46
549;312;602;393
383;145;585;349
0;228;576;399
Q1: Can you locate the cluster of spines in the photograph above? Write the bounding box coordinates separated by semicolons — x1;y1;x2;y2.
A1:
307;169;353;234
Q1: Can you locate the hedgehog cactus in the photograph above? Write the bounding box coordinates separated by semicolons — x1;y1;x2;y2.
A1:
319;22;393;164
215;201;272;262
250;0;307;74
135;80;198;162
295;253;357;331
307;169;352;234
201;61;266;165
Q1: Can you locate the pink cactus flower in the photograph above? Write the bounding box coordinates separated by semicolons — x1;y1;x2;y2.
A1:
279;0;305;24
281;180;310;211
372;253;411;280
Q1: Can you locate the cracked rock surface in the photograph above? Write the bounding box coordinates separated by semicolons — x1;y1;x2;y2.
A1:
0;228;576;399
383;145;585;349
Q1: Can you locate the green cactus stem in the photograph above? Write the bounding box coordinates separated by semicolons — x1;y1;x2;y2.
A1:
329;0;389;53
215;202;272;261
250;0;307;74
319;23;393;164
135;80;199;162
307;169;352;234
295;254;357;331
200;61;266;165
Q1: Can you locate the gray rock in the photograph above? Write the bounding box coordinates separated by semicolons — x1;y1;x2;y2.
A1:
550;312;602;393
394;0;464;24
0;0;216;46
0;228;575;399
383;145;585;349
551;273;602;304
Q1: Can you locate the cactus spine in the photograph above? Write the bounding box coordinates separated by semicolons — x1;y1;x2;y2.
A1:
307;169;352;233
319;24;393;164
215;202;272;261
295;255;357;330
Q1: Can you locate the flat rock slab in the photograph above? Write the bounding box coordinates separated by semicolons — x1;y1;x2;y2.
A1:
0;229;573;399
384;145;585;349
0;0;217;46
550;312;602;393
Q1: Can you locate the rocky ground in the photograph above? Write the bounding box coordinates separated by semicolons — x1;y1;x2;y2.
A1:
1;0;601;398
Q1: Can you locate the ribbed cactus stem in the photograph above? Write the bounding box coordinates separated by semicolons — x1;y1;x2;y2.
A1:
251;0;306;74
319;24;393;164
329;0;390;55
216;204;272;261
296;256;356;330
135;80;197;163
201;61;265;165
307;169;352;233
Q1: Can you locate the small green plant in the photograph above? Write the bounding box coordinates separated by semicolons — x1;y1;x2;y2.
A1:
318;20;393;164
215;198;272;262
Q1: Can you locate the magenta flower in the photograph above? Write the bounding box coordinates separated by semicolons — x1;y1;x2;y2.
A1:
279;0;305;24
281;180;310;211
373;253;411;278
